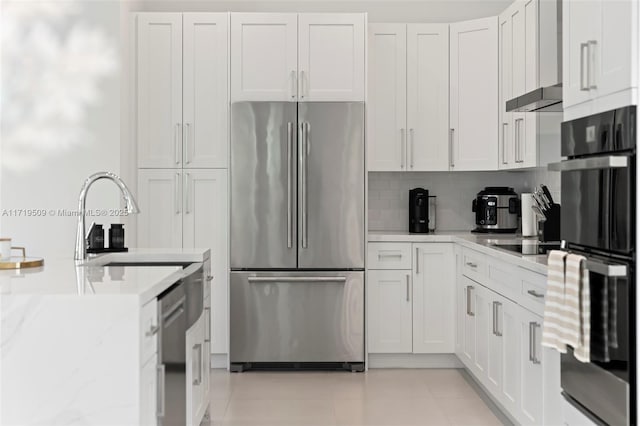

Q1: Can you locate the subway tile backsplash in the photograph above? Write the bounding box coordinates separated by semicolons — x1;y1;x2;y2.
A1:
368;168;561;232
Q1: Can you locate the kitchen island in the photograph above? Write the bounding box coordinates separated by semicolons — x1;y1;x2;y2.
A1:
0;249;211;426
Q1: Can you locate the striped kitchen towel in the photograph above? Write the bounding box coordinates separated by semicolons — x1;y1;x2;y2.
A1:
542;250;569;352
567;253;590;362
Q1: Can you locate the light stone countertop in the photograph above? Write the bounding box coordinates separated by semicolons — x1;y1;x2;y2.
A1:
0;248;210;305
368;231;550;275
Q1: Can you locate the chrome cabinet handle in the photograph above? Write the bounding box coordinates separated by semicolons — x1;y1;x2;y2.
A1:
465;262;477;268
502;123;508;164
449;129;455;167
192;343;202;385
287;122;293;249
290;70;296;100
492;301;497;335
157;364;166;417
400;129;406;169
206;275;214;281
175;173;181;214
248;276;346;283
184;123;191;164
184;173;191;214
529;322;541;364
580;42;589;91
588;40;597;90
145;325;159;337
548;155;628;172
527;289;545;298
204;307;211;343
378;251;402;259
415;247;420;274
517;118;525;163
466;285;475;316
406;274;410;302
409;128;414;168
494;301;502;336
300;70;306;99
174;123;181;165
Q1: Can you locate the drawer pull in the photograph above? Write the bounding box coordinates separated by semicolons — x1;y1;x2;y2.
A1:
527;289;545;299
145;325;159;337
465;262;478;268
378;252;402;259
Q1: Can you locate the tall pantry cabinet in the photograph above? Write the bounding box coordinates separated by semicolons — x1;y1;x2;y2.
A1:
134;13;230;357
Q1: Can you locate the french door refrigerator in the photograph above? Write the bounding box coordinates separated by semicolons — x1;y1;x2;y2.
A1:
230;102;365;372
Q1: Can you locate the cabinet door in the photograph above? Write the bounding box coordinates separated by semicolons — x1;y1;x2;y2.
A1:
449;17;499;171
183;13;229;168
136;13;183;168
367;270;413;353
140;355;158;426
473;283;490;379
563;0;599;109
519;308;544;425
486;291;502;398
412;243;455;353
460;276;476;367
367;24;407;171
498;9;514;169
137;169;183;249
182;169;228;354
298;13;365;101
230;13;298;101
407;24;449;171
597;0;637;100
186;315;206;426
499;296;521;415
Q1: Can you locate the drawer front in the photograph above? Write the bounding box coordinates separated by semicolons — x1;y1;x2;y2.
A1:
486;258;520;302
141;298;159;365
461;248;487;283
520;269;547;316
367;243;412;270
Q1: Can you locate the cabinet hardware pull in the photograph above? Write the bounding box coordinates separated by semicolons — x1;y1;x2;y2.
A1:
175;173;181;214
409;128;414;168
502;123;508;164
145;325;159;337
184;173;191;214
527;289;544;298
449;129;455;167
400;129;406;169
588;40;597;90
406;274;410;302
415;247;420;274
494;302;502;336
492;301;497;335
287;122;293;248
580;42;589;91
175;123;181;165
184;123;191;164
466;285;475;316
192;343;202;385
378;251;402;259
290;70;296;100
206;275;214;281
204;307;211;343
465;262;477;268
529;322;541;364
300;70;306;99
157;364;166;417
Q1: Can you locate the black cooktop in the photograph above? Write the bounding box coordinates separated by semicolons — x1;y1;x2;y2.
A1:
492;243;561;255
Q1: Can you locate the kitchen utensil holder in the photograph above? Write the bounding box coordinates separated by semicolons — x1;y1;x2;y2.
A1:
538;204;561;242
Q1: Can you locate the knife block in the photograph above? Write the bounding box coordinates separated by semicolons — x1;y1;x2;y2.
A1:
538;204;561;242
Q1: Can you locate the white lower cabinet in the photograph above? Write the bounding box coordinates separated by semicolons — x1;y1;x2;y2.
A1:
368;242;455;354
457;253;561;425
186;313;207;426
140;354;159;425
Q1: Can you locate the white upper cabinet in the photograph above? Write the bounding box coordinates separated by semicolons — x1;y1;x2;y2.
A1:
367;23;449;172
183;14;229;168
498;10;513;170
449;17;499;171
407;24;450;171
367;24;407;171
137;169;183;249
231;13;366;102
563;0;638;118
230;13;298;102
136;13;229;168
137;14;183;169
298;14;365;101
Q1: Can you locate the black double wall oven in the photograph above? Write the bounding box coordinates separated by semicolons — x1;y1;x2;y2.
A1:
551;106;636;425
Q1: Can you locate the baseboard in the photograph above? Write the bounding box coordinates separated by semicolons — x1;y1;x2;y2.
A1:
210;353;228;369
367;353;464;369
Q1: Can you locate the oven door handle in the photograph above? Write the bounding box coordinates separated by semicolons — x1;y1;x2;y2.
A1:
548;155;628;171
586;259;627;277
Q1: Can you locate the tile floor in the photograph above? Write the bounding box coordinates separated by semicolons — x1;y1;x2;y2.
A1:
205;368;506;426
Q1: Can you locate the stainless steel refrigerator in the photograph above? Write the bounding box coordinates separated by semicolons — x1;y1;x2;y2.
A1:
230;102;365;371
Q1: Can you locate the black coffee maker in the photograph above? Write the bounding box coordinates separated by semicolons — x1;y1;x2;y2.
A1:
409;188;429;233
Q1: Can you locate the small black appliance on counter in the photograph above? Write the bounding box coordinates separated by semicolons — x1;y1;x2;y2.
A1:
409;188;429;233
471;187;519;233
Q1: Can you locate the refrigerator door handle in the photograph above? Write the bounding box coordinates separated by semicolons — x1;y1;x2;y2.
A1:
287;122;293;249
299;122;307;249
303;122;309;249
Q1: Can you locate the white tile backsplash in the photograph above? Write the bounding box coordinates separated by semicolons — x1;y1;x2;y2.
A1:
368;168;561;232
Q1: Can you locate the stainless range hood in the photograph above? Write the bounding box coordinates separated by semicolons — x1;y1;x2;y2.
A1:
506;0;562;113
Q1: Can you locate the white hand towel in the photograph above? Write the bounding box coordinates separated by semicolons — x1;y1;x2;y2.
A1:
568;254;590;362
542;250;569;352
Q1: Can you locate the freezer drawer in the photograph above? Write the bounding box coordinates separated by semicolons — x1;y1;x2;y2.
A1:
230;271;364;363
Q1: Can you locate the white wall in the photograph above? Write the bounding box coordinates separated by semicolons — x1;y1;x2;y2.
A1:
0;1;123;259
